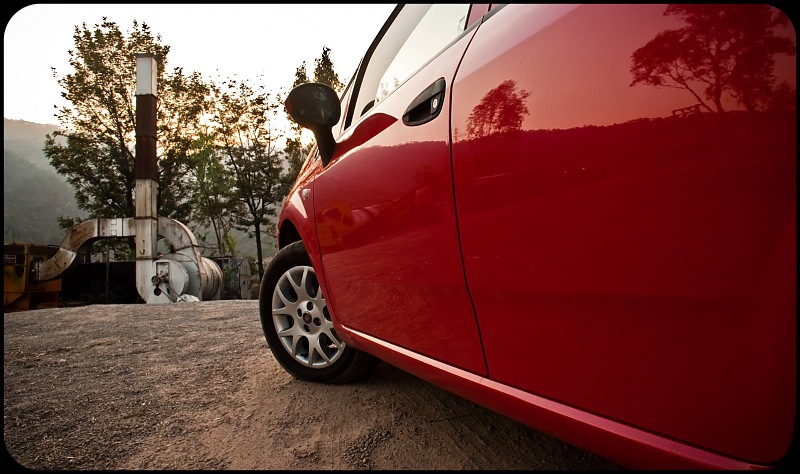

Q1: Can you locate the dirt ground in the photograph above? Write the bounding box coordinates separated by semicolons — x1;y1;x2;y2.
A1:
4;300;621;470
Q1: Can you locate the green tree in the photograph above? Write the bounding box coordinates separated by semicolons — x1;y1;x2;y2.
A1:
279;46;343;195
279;61;313;198
210;77;285;277
44;18;211;230
313;46;345;93
630;5;795;112
289;61;310;124
189;131;239;257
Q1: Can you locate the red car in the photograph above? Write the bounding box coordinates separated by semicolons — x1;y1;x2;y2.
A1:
260;4;796;469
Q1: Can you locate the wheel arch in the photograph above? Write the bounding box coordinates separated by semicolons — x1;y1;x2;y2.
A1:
278;219;302;250
274;203;351;344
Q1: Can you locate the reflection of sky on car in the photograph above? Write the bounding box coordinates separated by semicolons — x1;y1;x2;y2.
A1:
377;4;470;103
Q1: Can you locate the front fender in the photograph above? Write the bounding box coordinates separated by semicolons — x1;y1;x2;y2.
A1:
275;156;353;344
279;189;323;280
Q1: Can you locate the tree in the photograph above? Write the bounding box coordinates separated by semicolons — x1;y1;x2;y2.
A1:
279;46;343;194
313;46;344;93
44;18;211;231
154;69;214;220
209;77;285;278
630;4;796;113
279;61;313;198
288;61;310;125
189;131;239;257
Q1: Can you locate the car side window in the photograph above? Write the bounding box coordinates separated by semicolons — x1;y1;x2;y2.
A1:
350;4;471;124
334;72;355;136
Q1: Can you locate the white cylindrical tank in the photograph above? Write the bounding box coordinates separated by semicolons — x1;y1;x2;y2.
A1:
199;257;223;301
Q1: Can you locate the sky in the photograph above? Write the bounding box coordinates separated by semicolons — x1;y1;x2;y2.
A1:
3;3;397;126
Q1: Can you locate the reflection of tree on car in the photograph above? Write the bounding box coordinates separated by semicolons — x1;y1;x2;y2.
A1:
630;4;796;113
465;80;530;139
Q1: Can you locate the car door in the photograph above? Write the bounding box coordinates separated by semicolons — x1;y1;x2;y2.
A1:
311;4;487;374
450;3;796;464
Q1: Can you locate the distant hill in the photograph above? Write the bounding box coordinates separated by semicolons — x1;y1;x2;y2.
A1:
3;119;63;169
4;118;85;245
3;118;276;263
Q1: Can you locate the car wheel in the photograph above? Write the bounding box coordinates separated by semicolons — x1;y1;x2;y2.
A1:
259;240;378;384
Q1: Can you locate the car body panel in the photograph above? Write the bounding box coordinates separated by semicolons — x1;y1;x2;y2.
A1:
341;323;773;470
308;12;487;374
277;152;337;309
275;3;796;469
450;4;796;464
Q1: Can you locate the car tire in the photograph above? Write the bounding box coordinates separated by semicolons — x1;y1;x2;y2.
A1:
258;240;379;384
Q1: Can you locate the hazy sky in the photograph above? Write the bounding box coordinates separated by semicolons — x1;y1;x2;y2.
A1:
4;3;397;126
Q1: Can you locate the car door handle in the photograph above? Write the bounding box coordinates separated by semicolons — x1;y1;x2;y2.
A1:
402;78;446;126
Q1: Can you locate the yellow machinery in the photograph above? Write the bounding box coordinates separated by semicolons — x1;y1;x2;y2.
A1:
4;243;62;312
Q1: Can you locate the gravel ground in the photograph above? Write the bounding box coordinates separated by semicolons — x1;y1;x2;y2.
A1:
4;300;621;470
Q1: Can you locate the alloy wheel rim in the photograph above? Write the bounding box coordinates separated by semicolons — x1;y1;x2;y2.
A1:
272;265;344;368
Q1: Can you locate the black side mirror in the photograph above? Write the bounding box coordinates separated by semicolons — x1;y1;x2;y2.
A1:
285;83;341;167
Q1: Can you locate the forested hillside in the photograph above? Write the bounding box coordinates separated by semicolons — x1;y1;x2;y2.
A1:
4;119;62;169
4;119;85;245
